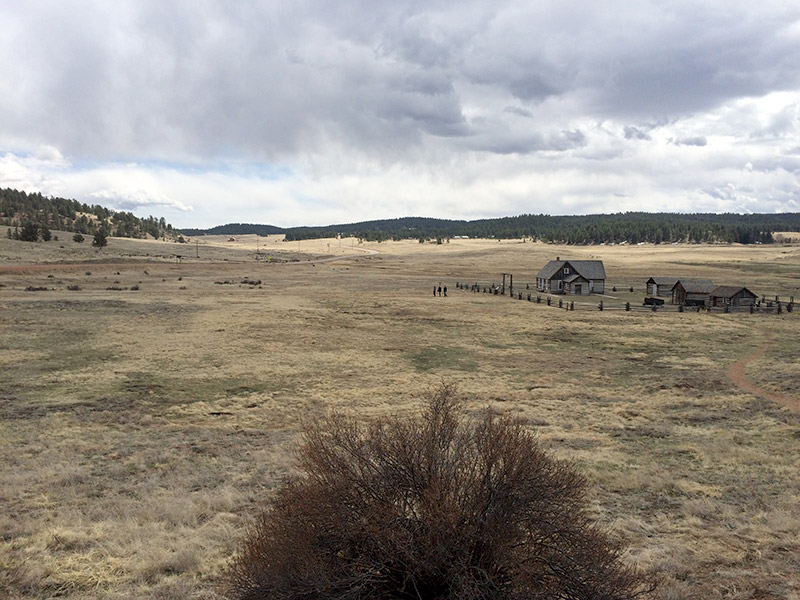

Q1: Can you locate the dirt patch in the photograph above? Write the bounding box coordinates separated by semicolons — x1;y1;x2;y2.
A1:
727;344;800;411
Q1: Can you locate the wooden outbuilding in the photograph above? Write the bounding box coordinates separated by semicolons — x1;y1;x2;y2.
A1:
708;286;758;307
646;277;680;297
671;280;716;306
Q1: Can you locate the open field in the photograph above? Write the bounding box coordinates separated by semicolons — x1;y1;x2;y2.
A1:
2;233;800;599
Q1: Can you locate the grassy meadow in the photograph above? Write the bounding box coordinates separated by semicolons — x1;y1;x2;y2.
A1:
1;233;799;599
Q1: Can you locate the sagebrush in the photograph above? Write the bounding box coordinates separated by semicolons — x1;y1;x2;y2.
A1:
227;384;655;600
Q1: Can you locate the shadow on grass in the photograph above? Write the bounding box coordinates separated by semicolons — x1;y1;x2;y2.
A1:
410;346;478;373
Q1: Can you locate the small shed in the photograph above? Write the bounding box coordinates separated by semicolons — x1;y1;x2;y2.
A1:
709;286;758;307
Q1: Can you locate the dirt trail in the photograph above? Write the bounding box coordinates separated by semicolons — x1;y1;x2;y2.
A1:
727;343;800;411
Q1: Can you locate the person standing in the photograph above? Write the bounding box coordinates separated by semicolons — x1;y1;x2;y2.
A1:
443;286;447;297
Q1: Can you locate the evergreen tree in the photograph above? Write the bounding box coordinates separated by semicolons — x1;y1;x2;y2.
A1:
92;230;108;247
19;222;39;242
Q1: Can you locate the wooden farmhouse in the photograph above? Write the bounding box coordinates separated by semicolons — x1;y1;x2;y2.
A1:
708;286;758;307
536;259;606;295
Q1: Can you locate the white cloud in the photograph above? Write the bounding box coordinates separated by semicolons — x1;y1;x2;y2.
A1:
90;188;192;213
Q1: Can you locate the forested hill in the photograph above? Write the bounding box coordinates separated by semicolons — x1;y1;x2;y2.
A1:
188;213;800;245
1;187;178;240
179;223;284;236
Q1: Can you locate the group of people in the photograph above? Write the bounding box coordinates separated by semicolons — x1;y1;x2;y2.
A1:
433;284;447;297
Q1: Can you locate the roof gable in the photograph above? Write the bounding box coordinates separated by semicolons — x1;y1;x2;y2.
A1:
536;260;566;279
537;260;605;280
709;285;757;299
672;279;715;293
646;277;680;286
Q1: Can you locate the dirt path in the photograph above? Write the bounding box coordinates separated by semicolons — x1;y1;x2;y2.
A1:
727;343;800;411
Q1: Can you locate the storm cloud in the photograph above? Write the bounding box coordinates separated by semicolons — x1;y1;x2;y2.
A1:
1;0;799;227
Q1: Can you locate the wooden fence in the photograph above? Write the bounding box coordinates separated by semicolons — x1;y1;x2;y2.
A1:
453;282;796;315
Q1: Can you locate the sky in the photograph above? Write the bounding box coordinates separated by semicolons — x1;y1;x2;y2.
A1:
1;1;799;229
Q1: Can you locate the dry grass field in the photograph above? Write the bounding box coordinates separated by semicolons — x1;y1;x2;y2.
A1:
1;233;799;599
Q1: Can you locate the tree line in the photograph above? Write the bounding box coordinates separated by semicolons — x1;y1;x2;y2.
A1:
179;222;284;236
1;187;179;242
280;213;798;244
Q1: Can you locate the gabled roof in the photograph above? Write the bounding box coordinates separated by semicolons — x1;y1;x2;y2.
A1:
564;273;588;283
709;285;757;299
536;260;606;280
646;276;680;286
671;279;715;293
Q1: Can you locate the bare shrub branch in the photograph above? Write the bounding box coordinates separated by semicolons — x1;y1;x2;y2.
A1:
227;383;656;600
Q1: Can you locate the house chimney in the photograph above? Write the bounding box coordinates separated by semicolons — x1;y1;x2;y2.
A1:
556;256;560;261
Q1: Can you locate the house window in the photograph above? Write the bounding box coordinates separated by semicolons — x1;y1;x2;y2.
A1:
564;267;570;274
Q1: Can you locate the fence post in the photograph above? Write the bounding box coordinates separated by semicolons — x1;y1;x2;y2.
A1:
546;297;551;306
625;302;630;311
537;295;541;304
750;303;755;314
724;304;729;313
787;302;793;313
777;301;782;314
558;299;563;309
570;301;574;311
678;303;684;313
598;301;603;311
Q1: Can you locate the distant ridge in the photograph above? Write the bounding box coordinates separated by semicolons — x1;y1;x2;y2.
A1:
179;223;284;236
180;213;800;245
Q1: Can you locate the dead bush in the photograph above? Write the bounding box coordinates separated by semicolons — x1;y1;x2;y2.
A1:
227;383;655;600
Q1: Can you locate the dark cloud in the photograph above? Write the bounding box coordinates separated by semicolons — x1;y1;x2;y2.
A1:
673;136;708;147
3;1;799;160
503;106;534;118
624;126;651;141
